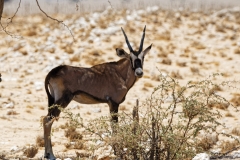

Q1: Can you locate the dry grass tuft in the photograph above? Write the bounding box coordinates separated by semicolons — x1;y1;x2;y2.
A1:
197;134;218;151
208;102;229;110
144;82;154;88
190;67;199;74
161;58;172;65
6;110;18;115
72;140;84;149
39;106;44;110
176;61;187;67
230;93;240;106
23;145;38;158
36;135;45;147
234;47;240;54
0;152;6;160
25;109;32;113
64;126;83;141
119;105;127;111
191;41;206;50
75;151;91;158
220;140;239;153
225;112;234;117
26;105;33;109
86;111;91;115
170;71;183;79
231;127;240;136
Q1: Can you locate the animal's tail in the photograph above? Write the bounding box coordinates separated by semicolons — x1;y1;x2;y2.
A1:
45;73;55;108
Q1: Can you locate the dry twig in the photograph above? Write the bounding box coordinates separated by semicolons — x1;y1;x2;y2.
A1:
0;0;22;38
35;0;75;42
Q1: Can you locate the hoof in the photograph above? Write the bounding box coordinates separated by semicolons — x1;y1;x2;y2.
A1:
44;153;56;160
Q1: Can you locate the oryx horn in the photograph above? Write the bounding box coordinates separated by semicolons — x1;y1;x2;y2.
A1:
139;25;146;53
121;27;134;53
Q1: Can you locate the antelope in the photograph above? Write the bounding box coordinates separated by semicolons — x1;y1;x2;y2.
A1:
43;26;152;159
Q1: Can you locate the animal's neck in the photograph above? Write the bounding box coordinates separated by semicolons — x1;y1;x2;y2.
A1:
117;58;137;89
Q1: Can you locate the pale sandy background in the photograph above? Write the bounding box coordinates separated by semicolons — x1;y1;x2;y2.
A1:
1;0;240;159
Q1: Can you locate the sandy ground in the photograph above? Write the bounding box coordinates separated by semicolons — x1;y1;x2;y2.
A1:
1;5;240;159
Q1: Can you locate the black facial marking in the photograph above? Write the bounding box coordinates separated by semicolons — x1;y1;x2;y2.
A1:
134;59;142;69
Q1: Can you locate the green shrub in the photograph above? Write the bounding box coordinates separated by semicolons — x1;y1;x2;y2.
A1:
60;73;239;159
84;73;235;160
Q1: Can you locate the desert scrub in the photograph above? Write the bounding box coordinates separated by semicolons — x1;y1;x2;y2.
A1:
83;73;237;160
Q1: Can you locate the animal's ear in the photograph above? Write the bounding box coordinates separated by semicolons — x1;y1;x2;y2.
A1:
116;48;129;58
142;44;152;57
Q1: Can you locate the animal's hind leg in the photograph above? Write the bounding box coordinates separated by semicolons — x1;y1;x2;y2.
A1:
107;97;120;155
43;116;55;160
43;91;73;160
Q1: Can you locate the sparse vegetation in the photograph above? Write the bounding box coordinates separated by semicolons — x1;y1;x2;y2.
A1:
36;135;45;147
6;110;18;115
59;73;238;159
2;1;240;159
220;140;240;153
197;134;219;151
23;145;38;158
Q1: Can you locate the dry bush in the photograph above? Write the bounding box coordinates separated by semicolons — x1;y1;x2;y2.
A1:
39;106;44;110
220;140;240;153
64;126;83;141
65;140;84;150
119;105;127;111
25;109;31;113
234;47;240;54
144;82;154;88
208;102;229;110
73;140;84;150
84;73;233;160
64;46;74;54
190;67;199;74
176;61;187;67
36;135;44;147
230;93;240;106
191;41;206;50
225;112;234;117
59;72;238;159
209;85;222;94
170;71;183;79
75;151;91;158
23;145;38;158
231;127;240;136
197;135;219;151
0;152;6;160
155;30;171;41
59;122;69;130
6;110;18;115
26;105;33;109
161;58;172;65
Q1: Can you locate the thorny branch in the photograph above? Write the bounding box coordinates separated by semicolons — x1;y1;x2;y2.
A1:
0;0;75;41
35;0;75;42
0;0;22;38
108;0;114;9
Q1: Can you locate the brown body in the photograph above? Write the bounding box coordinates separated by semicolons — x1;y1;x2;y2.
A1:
45;58;136;118
43;26;152;160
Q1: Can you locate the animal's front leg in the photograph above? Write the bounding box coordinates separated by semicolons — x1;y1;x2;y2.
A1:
43;116;56;160
106;96;119;123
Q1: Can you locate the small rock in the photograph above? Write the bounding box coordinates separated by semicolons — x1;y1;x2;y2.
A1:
93;108;101;113
10;145;18;152
192;153;210;160
232;151;240;158
4;102;14;109
70;104;79;109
